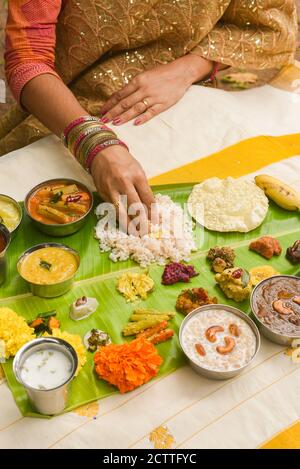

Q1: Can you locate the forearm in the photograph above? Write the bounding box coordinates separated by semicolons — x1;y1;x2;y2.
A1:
173;54;211;86
174;54;226;87
21;74;87;136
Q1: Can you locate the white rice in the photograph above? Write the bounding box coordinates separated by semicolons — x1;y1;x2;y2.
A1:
94;194;196;267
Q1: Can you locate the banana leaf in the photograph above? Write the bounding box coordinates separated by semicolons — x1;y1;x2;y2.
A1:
0;183;299;418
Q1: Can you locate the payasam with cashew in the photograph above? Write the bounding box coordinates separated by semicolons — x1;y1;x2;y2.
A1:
181;308;257;372
252;276;300;336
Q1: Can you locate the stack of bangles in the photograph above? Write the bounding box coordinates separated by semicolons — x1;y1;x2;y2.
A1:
61;116;129;172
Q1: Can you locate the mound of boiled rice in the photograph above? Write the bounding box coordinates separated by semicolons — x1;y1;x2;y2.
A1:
95;194;196;267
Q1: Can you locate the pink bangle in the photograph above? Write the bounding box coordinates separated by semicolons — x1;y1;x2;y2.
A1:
86;139;129;171
209;62;220;82
62;116;102;147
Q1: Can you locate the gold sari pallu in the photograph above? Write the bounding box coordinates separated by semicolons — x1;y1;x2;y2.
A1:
0;0;297;156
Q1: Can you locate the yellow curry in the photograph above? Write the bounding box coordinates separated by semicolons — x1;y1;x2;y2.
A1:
19;247;78;285
0;197;20;232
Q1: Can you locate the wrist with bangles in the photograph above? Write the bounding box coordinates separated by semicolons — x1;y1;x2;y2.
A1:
197;61;220;85
61;115;129;171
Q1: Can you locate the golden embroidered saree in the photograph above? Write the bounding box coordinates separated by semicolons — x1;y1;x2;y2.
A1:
0;0;297;156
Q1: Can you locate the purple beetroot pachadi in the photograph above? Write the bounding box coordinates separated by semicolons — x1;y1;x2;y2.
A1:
162;262;198;285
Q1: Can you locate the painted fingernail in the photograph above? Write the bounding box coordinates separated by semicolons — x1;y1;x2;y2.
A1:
113;117;122;125
134;118;142;126
101;117;109;123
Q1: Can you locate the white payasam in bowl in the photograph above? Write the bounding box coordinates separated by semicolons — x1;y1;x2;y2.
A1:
179;304;260;380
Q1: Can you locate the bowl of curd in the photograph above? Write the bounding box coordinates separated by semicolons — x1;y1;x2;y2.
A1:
13;337;78;415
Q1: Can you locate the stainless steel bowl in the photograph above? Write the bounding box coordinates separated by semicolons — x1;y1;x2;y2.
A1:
17;242;80;298
0;194;22;238
250;274;300;346
0;223;11;286
13;337;78;415
24;178;93;237
179;304;260;380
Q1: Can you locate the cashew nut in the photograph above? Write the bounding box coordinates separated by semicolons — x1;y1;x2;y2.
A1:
272;299;294;315
229;323;241;337
195;343;206;357
292;296;300;305
205;325;224;343
216;336;236;355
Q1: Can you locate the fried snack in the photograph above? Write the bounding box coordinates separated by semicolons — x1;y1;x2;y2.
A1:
176;287;218;315
249;236;282;260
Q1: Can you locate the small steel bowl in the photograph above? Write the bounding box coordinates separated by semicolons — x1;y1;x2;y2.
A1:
0;223;11;286
0;194;22;238
179;304;260;380
17;242;80;298
13;337;78;415
250;274;300;346
24;178;93;237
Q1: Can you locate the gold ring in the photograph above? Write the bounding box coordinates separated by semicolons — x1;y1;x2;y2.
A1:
142;98;149;109
114;200;120;209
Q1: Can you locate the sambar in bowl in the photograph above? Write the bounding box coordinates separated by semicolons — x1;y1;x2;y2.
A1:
25;179;93;237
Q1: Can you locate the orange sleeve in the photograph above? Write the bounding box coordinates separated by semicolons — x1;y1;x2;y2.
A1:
5;0;63;104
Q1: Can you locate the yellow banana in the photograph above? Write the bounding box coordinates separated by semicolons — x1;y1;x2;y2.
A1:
255;174;300;212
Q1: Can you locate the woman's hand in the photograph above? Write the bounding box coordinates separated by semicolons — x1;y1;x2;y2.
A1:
90;145;155;231
100;55;213;126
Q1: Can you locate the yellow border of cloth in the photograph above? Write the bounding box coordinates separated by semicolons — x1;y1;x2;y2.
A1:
150;133;300;185
261;420;300;449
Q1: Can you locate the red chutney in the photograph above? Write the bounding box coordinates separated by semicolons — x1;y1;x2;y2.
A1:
28;182;92;225
0;232;7;253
